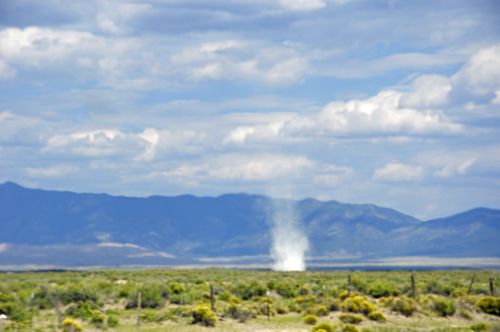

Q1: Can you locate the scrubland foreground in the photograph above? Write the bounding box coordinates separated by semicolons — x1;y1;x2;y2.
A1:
1;269;500;332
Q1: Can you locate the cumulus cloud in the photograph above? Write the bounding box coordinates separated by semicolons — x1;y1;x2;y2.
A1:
136;128;159;161
225;90;461;144
372;163;423;182
400;75;451;108
44;129;128;156
452;43;500;96
172;40;309;87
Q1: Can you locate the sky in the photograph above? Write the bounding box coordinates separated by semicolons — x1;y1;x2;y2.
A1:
0;0;499;220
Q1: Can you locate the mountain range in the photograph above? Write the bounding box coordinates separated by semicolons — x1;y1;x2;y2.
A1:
1;181;499;269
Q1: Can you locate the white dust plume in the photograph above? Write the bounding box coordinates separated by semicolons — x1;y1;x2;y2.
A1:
270;200;309;271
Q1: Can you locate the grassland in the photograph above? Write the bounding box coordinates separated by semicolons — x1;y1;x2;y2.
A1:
1;269;499;332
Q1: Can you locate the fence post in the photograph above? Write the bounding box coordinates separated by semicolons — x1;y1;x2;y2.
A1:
137;292;141;332
490;278;495;296
467;274;475;295
210;284;215;312
347;275;351;297
411;275;415;299
40;285;64;323
267;291;270;321
180;294;183;324
30;293;34;332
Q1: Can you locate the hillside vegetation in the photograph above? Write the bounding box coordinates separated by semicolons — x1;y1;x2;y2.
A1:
1;269;500;332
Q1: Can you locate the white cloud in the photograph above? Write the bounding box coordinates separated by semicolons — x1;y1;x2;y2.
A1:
172;40;309;87
400;75;451;108
154;154;316;182
44;129;130;156
452;43;500;96
225;90;461;144
434;157;477;178
279;0;325;12
0;27;102;69
0;111;46;144
25;165;79;177
96;14;122;34
372;163;423;182
314;165;354;186
493;91;500;104
136;128;160;161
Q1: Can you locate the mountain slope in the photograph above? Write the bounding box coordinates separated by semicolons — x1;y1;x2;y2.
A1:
1;182;499;267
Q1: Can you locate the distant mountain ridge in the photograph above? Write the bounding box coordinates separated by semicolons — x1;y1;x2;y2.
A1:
1;181;499;268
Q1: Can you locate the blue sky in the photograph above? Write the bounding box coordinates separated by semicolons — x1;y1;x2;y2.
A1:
1;0;499;220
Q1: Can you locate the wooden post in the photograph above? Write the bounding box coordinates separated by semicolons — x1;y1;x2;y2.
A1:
411;275;415;299
180;295;183;324
267;291;270;321
210;284;215;312
490;278;495;296
30;293;34;332
40;285;64;323
467;274;475;295
137;292;141;332
347;275;351;297
323;285;326;304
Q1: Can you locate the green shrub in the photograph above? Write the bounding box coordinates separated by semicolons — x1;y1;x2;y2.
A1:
341;298;360;313
107;315;119;327
126;286;166;309
367;311;386;322
339;313;363;324
276;306;288;314
360;328;374;332
169;294;183;304
450;289;467;298
303;314;319;325
430;296;455;317
65;302;93;320
192;305;217;327
61;284;98;305
391;297;417;316
367;281;400;298
229;296;242;304
342;324;359;332
0;301;30;322
140;310;158;323
470;322;491;332
288;302;301;313
476;296;500;315
327;298;340;311
62;318;83;332
312;322;335;332
275;282;296;298
237;280;266;300
219;290;231;302
169;282;185;295
296;294;317;306
117;283;135;298
359;301;376;315
91;310;105;324
316;305;329;316
458;309;473;320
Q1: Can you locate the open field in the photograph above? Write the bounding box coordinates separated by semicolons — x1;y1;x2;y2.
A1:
1;269;499;332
